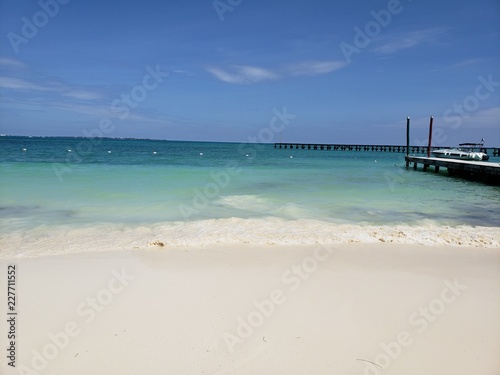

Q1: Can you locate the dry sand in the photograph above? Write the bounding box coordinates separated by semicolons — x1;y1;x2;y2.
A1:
1;243;499;374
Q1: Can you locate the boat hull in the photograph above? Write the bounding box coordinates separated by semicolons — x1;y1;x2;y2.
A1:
432;149;489;161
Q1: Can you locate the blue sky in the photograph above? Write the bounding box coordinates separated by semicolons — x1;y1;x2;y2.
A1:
0;0;499;145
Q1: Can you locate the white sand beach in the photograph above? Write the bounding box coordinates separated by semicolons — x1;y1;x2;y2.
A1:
2;0;500;373
1;242;499;375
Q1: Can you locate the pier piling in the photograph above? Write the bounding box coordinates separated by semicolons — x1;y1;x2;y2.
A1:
427;116;433;158
405;155;500;185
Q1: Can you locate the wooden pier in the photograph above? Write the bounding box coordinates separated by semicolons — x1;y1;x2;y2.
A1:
273;143;500;156
405;156;500;185
274;117;499;184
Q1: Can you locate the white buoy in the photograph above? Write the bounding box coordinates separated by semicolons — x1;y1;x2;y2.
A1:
67;149;72;152
108;150;112;154
290;156;293;158
200;152;203;156
22;148;27;151
153;151;157;154
374;160;377;162
245;154;249;157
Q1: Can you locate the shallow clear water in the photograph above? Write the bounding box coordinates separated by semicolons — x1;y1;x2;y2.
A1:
1;136;499;235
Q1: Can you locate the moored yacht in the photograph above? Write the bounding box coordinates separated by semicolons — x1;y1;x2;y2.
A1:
432;139;489;161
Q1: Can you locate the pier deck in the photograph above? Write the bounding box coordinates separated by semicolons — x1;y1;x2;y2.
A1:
405;156;500;184
273;143;500;156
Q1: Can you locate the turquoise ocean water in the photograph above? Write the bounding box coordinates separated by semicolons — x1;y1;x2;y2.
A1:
1;136;499;253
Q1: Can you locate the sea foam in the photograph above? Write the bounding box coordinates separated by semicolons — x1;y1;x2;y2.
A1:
1;218;499;258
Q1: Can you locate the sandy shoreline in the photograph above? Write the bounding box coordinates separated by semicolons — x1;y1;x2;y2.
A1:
1;242;499;374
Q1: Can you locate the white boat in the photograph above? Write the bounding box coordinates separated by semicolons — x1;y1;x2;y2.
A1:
432;139;489;161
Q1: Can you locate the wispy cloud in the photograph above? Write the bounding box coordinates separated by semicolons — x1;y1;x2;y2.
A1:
379;107;500;137
172;69;195;77
206;65;279;84
0;57;27;69
0;57;163;123
43;100;166;123
374;28;447;54
0;76;57;91
287;60;347;76
1;91;167;124
449;58;487;69
0;75;105;100
207;59;346;84
61;90;105;100
464;106;500;129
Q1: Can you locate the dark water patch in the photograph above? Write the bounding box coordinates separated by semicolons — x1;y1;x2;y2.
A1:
0;205;76;219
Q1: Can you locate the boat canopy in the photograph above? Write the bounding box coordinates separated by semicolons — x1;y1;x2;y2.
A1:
459;139;485;148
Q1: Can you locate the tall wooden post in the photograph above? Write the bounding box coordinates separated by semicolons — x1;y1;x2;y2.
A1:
427;116;433;157
406;117;410;156
405;117;410;167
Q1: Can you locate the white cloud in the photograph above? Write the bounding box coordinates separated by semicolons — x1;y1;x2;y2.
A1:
206;65;279;84
463;106;500;129
173;69;195;77
287;60;347;76
0;57;26;69
1;95;167;124
207;59;346;84
374;28;447;54
0;75;104;101
62;90;104;100
46;100;165;123
0;58;106;101
449;58;486;69
0;59;170;126
0;77;57;91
